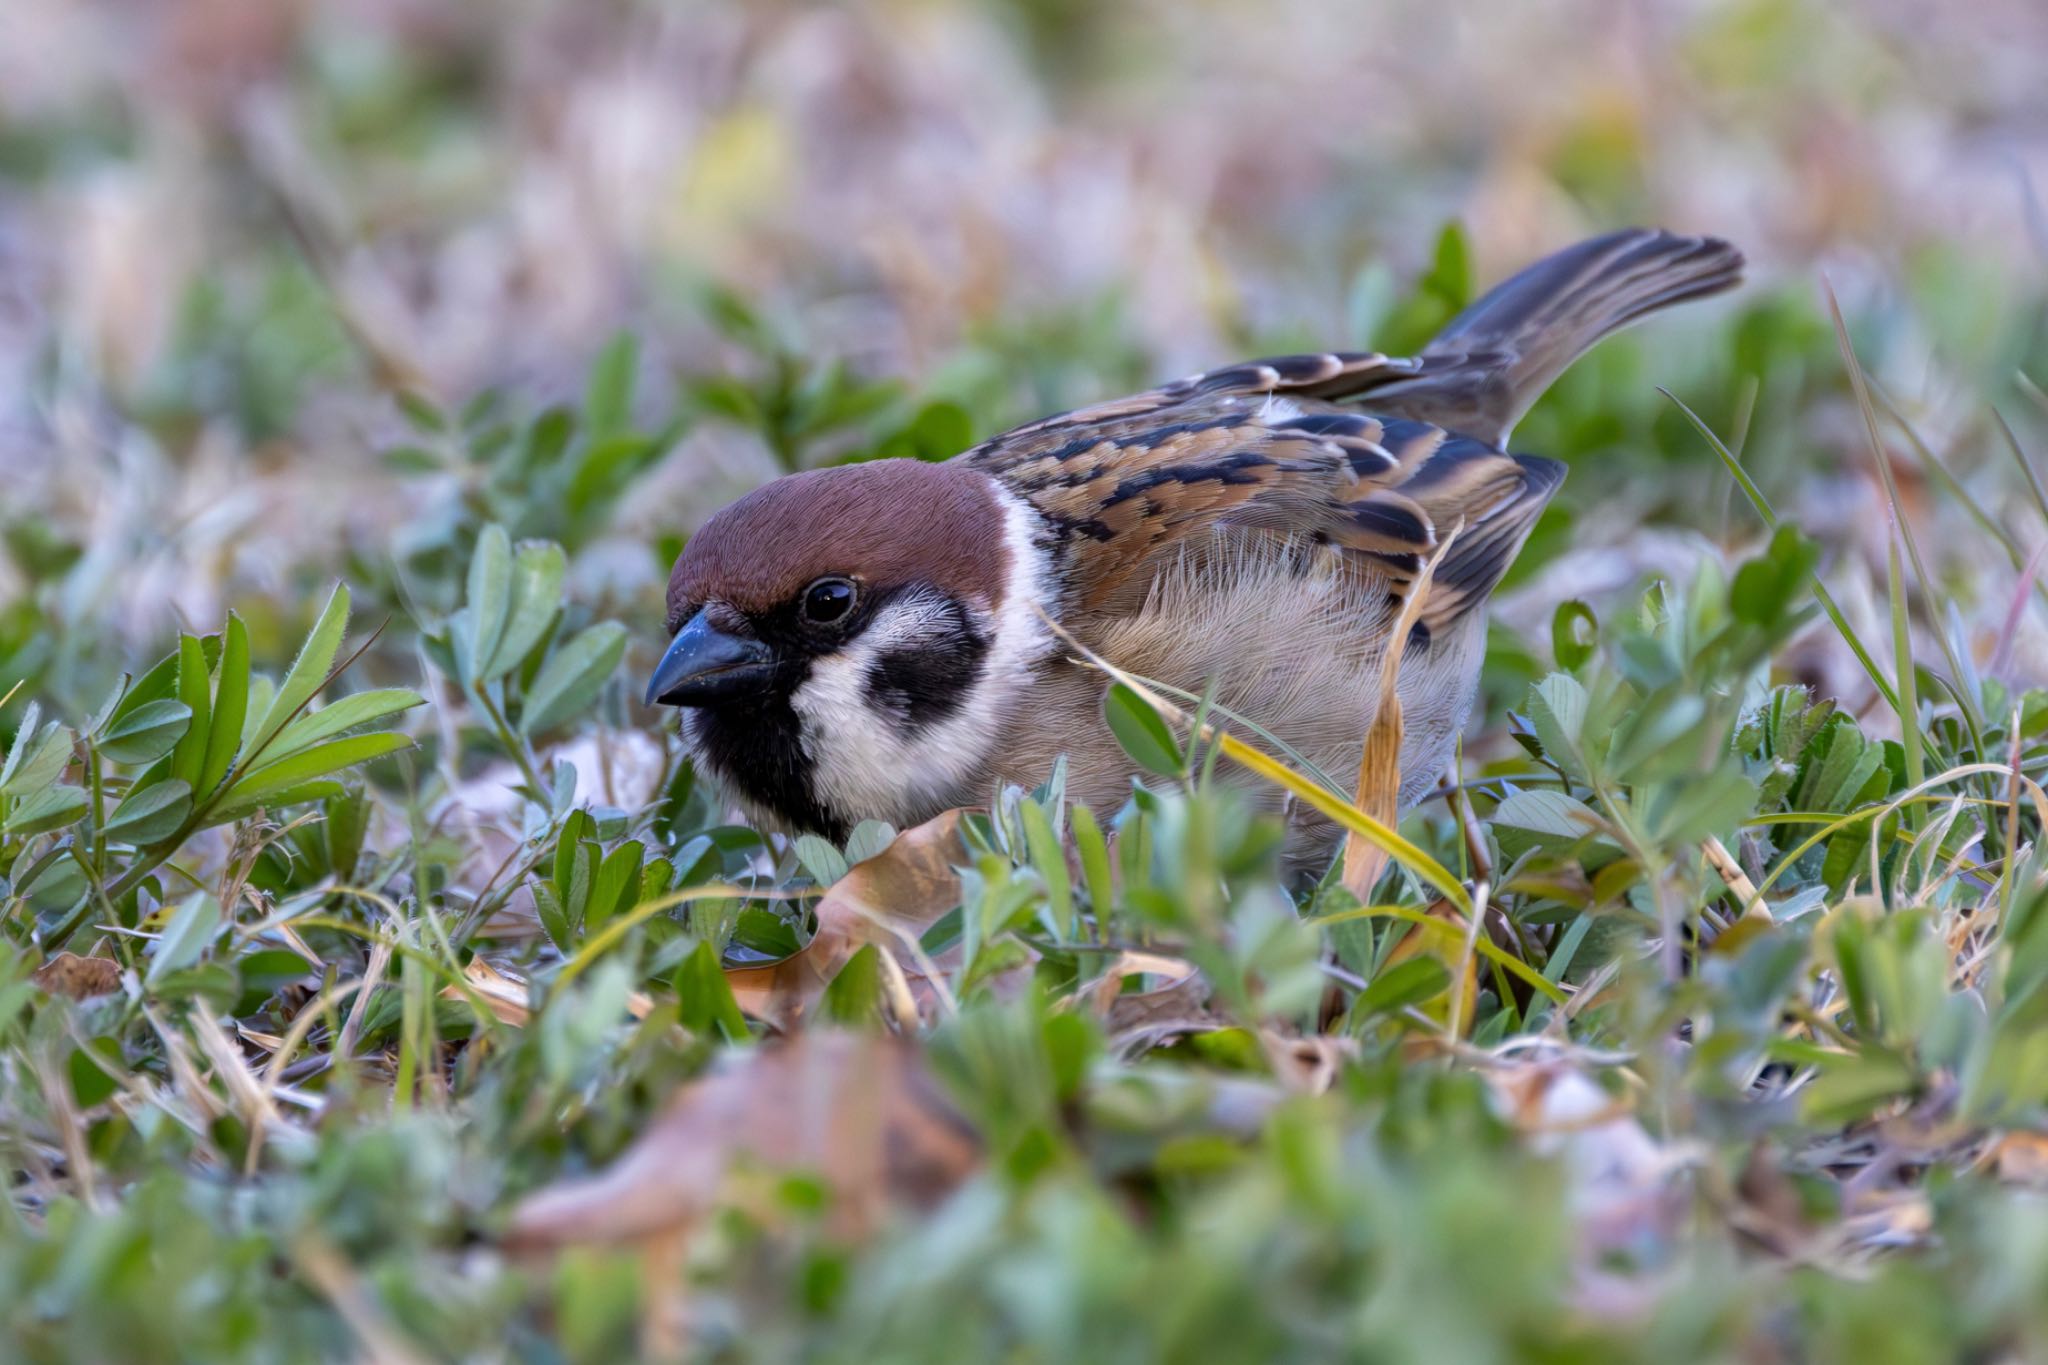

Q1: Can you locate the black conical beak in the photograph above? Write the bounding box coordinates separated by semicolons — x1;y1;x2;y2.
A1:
644;611;777;707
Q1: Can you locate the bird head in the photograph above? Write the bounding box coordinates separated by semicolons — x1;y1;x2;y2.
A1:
648;459;1057;837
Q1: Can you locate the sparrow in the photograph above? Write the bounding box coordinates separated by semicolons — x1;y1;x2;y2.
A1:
647;229;1743;857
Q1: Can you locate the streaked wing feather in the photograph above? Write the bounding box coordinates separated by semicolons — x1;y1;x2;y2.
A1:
958;352;1561;628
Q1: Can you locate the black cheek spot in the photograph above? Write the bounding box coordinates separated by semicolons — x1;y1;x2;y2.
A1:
864;600;990;734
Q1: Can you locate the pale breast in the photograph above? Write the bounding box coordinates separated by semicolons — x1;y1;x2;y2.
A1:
985;530;1486;856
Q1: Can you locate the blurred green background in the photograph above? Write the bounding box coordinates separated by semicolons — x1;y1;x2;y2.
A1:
4;0;2045;708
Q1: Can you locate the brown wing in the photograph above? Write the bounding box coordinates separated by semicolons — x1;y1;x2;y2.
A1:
956;350;1560;635
959;231;1741;636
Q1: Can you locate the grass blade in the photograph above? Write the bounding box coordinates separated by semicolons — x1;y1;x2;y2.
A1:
1663;388;1902;714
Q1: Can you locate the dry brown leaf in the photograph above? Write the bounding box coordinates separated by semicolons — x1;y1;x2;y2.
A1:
1079;950;1197;1017
443;957;534;1026
32;951;123;999
1079;951;1223;1055
1701;833;1773;924
726;810;971;1029
236;1023;286;1052
1340;695;1404;900
503;1031;979;1250
1340;524;1456;901
1261;1031;1357;1094
440;957;654;1027
1987;1130;2048;1185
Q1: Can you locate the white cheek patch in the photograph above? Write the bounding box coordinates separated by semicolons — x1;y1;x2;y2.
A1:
788;591;985;823
790;483;1057;829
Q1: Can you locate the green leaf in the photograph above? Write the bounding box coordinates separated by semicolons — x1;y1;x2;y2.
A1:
323;788;369;879
479;541;566;681
68;1037;126;1108
554;808;594;901
14;844;86;909
844;820;896;866
519;622;628;736
563;841;596;933
904;400;973;461
260;689;425;769
1796;716;1882;812
568;433;661;514
674;939;749;1041
396;389;447;434
463;524;514;686
218;781;345;815
1550;600;1598;671
732;905;801;960
102;653;180;734
523;407;576;471
1527;674;1592;781
1425;220;1472;307
219;732;413;812
236;949;317;1002
1018;799;1073;937
1731;526;1821;627
147;894;222;985
1;712;70;795
241;674;276;751
1644;762;1760;846
1491;789;1621;865
688;375;763;426
99;700;192;766
200;614;250;794
533;882;572;951
247;584;351;761
701;282;766;345
1358;956;1452;1016
820;944;884;1027
169;635;212;791
1071;804;1114;921
4;784;87;835
1800;1047;1918;1125
382;444;441;474
1608;693;1706;779
105;779;192;845
146;962;238;1010
793;834;849;887
639;857;674;908
84;684;128;745
1104;684;1183;777
584;331;638;436
587;840;645;931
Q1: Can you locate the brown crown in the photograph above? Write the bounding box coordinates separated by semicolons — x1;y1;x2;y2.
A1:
667;459;1011;623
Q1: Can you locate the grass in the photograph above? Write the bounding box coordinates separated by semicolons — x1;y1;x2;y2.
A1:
7;277;2048;1364
9;2;2048;1359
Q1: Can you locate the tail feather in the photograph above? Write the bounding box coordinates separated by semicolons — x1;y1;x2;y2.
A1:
1370;229;1744;446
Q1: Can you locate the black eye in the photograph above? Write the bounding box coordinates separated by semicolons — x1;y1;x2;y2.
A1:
801;577;857;625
